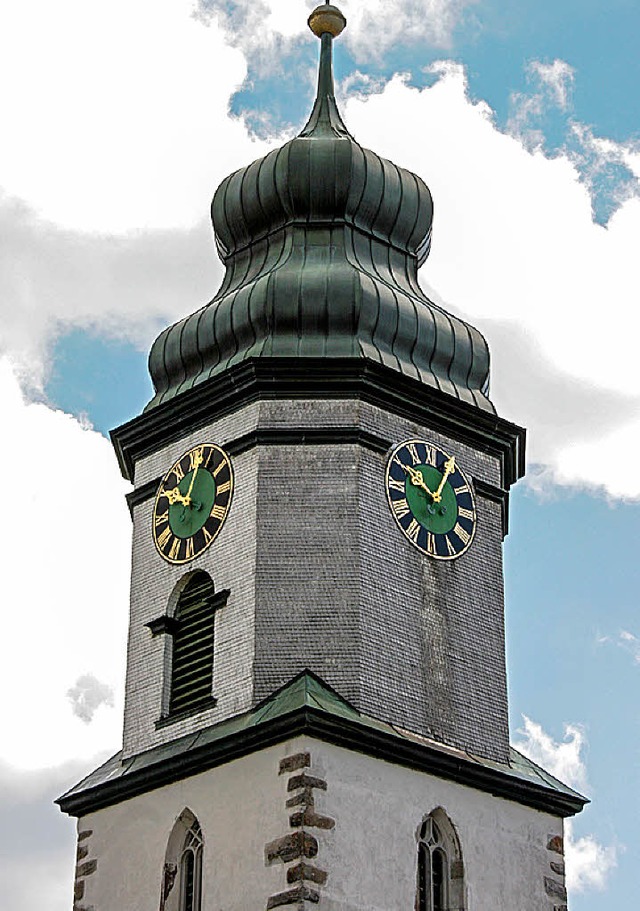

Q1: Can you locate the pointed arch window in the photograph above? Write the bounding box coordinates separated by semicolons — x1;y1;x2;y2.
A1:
417;809;465;911
160;809;204;911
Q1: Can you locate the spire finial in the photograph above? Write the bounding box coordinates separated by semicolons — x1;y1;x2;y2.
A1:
308;3;346;39
300;3;350;138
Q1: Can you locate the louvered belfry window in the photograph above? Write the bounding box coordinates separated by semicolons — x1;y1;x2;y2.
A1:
169;572;224;717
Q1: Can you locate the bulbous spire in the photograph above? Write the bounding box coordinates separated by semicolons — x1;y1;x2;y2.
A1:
146;4;493;413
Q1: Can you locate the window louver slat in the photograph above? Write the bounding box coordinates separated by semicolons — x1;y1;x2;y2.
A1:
169;572;220;717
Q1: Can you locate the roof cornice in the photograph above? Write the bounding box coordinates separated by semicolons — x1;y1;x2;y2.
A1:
111;357;526;486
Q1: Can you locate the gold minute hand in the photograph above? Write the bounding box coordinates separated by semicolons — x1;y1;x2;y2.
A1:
434;456;456;500
185;450;204;504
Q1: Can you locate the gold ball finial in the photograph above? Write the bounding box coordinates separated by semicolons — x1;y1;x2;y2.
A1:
308;3;347;39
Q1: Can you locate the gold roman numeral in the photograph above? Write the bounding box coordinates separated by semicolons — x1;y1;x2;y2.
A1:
211;504;226;521
407;443;419;464
157;526;172;549
173;462;185;483
217;480;232;494
426;533;436;556
392;498;410;519
213;459;227;477
184;538;195;560
406;519;421;544
458;507;474;521
453;523;471;545
189;447;204;470
454;483;469;495
168;538;181;561
446;536;457;557
388;476;405;493
202;527;213;545
154;510;169;528
424;446;437;466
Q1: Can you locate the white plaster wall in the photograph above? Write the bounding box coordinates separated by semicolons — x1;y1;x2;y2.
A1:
314;740;562;911
79;739;302;911
78;736;563;911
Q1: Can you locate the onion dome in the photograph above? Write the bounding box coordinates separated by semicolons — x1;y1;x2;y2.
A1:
147;3;493;412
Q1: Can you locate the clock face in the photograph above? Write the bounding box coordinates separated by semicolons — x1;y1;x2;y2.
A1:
152;443;234;565
385;439;476;560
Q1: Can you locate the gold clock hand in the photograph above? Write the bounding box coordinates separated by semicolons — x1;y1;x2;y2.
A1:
434;456;456;501
402;463;437;500
161;486;189;506
185;450;204;504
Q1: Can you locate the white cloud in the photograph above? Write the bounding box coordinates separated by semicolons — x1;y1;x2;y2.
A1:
340;0;478;59
342;66;640;497
0;0;264;233
530;60;575;110
507;59;575;149
514;715;589;793
0;357;131;769
67;674;115;723
0;194;223;388
618;630;640;663
564;820;618;894
513;717;617;896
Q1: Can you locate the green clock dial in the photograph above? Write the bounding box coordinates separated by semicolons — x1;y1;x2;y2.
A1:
152;443;234;565
385;439;476;560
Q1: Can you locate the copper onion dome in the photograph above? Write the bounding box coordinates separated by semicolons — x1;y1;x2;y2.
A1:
146;4;493;413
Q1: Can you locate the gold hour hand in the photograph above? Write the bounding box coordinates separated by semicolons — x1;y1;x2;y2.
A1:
402;463;436;499
161;486;188;506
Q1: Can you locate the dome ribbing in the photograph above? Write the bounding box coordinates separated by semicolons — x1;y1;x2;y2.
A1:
146;7;493;412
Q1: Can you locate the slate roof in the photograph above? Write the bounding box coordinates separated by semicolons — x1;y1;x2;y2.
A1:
58;671;586;818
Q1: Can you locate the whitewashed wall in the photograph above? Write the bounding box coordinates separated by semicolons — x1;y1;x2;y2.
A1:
75;735;564;910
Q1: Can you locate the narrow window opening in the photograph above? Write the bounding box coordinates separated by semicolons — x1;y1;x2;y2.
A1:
418;842;431;911
418;811;462;911
432;848;446;911
181;850;195;911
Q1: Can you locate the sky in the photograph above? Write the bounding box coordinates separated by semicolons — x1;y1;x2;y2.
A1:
0;0;638;906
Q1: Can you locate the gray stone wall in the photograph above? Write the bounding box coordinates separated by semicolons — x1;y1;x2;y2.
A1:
123;397;510;761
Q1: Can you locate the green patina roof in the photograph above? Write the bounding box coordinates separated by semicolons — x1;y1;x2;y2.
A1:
58;670;586;818
145;17;494;413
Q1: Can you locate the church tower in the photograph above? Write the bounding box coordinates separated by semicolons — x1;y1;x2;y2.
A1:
58;6;585;910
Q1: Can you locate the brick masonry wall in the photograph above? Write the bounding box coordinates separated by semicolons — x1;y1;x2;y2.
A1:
122;397;510;762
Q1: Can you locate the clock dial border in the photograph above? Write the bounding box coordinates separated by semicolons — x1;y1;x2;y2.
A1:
385;438;477;561
152;443;234;565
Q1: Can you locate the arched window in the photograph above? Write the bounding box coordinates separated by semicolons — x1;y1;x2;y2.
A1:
147;572;229;724
417;809;465;911
160;810;204;911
